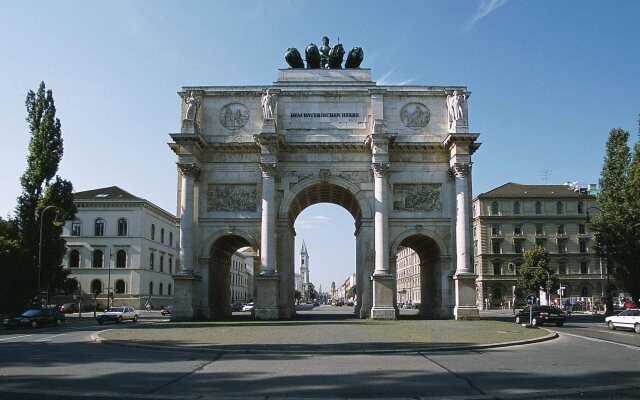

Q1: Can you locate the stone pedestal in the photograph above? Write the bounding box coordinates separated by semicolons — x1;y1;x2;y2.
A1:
453;274;479;320
181;119;200;134
261;119;276;134
255;274;280;320
170;274;202;321
448;119;469;134
370;274;396;319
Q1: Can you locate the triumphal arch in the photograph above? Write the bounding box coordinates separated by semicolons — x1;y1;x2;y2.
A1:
169;42;481;321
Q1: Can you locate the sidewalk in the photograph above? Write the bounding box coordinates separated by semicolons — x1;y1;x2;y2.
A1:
94;314;555;354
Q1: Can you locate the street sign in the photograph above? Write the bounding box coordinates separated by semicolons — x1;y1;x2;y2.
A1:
526;295;538;305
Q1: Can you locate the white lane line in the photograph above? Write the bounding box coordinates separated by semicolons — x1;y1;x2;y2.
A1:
0;334;33;342
34;333;66;342
560;331;640;350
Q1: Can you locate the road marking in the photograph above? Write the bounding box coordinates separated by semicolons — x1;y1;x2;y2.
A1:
0;334;33;342
34;333;66;342
560;331;640;350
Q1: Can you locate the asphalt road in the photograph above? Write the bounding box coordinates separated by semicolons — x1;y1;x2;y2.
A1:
0;307;638;399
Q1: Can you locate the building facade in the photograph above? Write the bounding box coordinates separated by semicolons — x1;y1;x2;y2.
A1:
396;247;421;305
472;183;608;308
230;249;254;303
61;187;177;309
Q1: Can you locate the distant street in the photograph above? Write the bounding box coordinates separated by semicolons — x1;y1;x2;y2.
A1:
0;307;638;399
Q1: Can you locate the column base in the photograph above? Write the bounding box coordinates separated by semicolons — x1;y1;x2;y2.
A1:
453;273;479;320
371;274;396;320
170;273;202;321
255;273;280;320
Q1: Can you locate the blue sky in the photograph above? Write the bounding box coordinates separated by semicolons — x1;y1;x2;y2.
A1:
1;1;638;293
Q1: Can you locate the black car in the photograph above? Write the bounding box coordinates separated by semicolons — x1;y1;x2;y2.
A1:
3;308;65;329
515;305;567;327
161;305;174;315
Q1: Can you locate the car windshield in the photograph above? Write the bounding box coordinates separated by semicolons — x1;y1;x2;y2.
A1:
21;309;41;317
109;307;125;313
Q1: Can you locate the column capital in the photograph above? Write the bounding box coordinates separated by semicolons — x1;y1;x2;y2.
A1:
260;162;278;178
177;163;201;181
450;163;471;178
371;163;390;178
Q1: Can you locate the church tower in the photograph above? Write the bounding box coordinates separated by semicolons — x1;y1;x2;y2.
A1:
300;241;310;300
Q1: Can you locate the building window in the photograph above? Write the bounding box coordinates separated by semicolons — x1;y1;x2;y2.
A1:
92;249;103;268
557;224;565;235
578;224;586;234
161;228;165;244
493;262;501;275
535;201;542;215
492;224;501;235
94;218;105;236
514;224;522;235
69;249;80;269
535;238;546;248
71;221;81;236
535;224;544;235
169;232;173;247
169;258;173;274
579;240;587;253
150;252;154;270
557;240;567;254
513;201;521;215
578;201;584;214
493;288;502;300
151;224;155;240
91;279;102;294
558;261;567;274
115;280;125;294
492;240;502;254
149;282;153;295
159;283;163;296
491;202;499;215
160;255;164;272
116;250;126;268
168;284;172;296
580;262;588;274
556;201;564;215
117;218;128;236
514;240;524;254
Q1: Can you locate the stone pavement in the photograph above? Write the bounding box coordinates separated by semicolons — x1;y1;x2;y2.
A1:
94;308;555;354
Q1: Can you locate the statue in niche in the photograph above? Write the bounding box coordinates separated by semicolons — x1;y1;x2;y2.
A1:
285;47;305;68
447;90;467;125
319;36;331;68
328;43;345;69
305;43;321;68
345;47;364;68
261;90;276;120
184;91;200;121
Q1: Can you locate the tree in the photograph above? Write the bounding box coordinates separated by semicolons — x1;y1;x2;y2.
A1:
517;246;555;295
14;82;76;299
295;290;301;305
0;217;32;313
346;285;356;300
593;128;640;301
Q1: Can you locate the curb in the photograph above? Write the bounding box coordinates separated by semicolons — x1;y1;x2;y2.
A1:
90;330;558;355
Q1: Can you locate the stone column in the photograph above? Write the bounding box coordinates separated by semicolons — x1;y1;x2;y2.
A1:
372;163;390;276
259;162;277;274
453;163;472;274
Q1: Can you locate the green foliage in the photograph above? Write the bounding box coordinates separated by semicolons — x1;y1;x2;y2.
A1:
593;128;640;300
516;246;555;295
346;285;357;299
0;217;33;313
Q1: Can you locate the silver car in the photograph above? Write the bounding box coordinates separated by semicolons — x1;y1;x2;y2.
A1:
96;306;139;324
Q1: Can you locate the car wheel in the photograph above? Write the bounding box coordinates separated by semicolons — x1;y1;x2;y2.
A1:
55;319;62;326
31;321;38;329
634;323;640;334
531;317;541;326
117;316;123;323
515;316;521;324
555;321;564;327
607;321;616;330
133;315;138;322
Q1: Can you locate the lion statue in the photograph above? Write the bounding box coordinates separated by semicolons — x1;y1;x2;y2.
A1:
345;47;364;69
305;43;321;69
327;43;345;69
284;47;304;69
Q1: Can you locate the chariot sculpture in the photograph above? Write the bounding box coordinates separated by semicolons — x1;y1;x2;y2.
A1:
285;36;364;69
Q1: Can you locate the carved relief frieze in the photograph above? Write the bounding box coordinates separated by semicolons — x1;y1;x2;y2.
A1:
338;170;371;184
220;103;249;130
400;103;430;129
283;170;316;182
207;184;257;212
393;184;442;212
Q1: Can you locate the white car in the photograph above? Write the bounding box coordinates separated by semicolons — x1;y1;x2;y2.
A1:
97;306;139;324
605;308;640;333
242;303;255;312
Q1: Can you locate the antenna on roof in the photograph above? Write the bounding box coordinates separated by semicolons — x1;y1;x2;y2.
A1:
539;170;553;184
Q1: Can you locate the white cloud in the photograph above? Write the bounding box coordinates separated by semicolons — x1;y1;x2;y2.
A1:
377;69;418;86
296;215;332;230
466;0;510;32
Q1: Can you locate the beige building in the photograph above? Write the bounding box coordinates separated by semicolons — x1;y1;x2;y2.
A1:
230;249;254;303
472;183;608;308
396;247;421;305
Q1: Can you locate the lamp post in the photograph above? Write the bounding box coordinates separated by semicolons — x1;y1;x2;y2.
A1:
38;205;62;305
586;206;613;316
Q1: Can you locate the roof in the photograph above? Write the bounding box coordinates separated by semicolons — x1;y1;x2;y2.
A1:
476;182;595;199
74;186;143;201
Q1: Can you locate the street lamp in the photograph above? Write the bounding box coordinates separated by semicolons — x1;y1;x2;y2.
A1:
38;205;62;305
585;206;613;316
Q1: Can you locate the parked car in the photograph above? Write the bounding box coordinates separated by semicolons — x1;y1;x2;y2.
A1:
515;305;567;327
96;306;139;324
231;302;244;312
59;303;79;314
242;303;254;312
161;305;174;315
605;308;640;333
3;308;65;329
312;302;320;307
